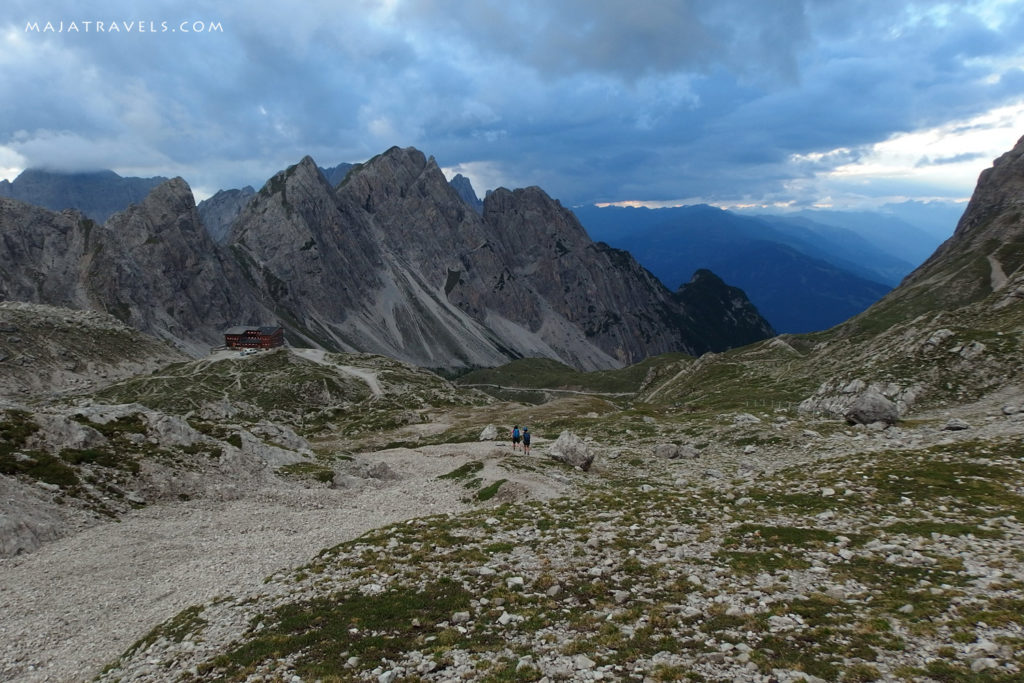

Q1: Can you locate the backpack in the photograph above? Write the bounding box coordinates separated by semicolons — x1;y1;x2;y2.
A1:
512;427;520;438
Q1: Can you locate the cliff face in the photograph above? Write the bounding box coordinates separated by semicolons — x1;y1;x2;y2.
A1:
197;186;255;244
228;147;772;368
0;180;265;355
0;146;775;368
849;135;1024;332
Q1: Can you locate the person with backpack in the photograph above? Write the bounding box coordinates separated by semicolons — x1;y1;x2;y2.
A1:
522;427;531;455
510;425;521;451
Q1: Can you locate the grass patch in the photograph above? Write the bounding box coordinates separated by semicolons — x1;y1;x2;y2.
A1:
60;447;140;474
476;479;507;501
439;460;484;481
277;461;334;484
201;579;481;679
0;449;80;487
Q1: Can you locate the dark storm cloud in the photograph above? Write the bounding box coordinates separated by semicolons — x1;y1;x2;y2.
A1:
2;0;1022;204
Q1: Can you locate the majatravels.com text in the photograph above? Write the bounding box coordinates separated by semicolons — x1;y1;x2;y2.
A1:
25;20;224;34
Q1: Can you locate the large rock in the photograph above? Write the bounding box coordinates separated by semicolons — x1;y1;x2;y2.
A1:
547;430;595;471
653;443;699;460
0;476;71;557
844;391;899;425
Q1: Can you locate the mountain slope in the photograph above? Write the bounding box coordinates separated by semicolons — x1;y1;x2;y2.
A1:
574;204;891;333
230;147;773;369
0;182;268;355
0;168;168;224
847;134;1024;335
197;186;255;244
632;135;1024;420
0;147;774;369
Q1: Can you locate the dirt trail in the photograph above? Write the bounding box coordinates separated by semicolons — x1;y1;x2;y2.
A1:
0;441;564;682
292;348;383;396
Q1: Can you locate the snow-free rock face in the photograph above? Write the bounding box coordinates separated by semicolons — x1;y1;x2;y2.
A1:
449;173;484;214
851;135;1024;330
0;146;774;369
226;146;773;369
197;186;255;244
0;182;267;355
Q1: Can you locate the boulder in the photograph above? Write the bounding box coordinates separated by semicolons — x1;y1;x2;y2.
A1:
844;391;898;426
547;430;595;471
943;418;970;431
479;424;498;440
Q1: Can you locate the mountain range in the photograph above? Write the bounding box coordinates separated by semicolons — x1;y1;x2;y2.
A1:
0;147;774;370
572;203;938;334
0;168;169;224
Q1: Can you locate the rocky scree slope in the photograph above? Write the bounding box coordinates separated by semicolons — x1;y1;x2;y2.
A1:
95;392;1024;683
0;344;493;559
0;301;186;400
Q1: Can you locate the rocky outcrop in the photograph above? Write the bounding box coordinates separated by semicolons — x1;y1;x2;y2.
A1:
547;430;595;470
843;390;899;425
450;173;484;214
0;168;167;224
197;186;255;243
0;302;186;400
851;135;1024;330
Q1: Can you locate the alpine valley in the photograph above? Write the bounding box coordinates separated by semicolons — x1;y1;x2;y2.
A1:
0;138;1023;683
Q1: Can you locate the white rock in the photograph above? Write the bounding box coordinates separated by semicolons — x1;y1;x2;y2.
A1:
574;655;596;670
971;658;998;673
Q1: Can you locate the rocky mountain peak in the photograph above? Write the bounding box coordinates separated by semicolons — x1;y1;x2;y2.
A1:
450;173;483;214
197;186;256;244
945;134;1024;249
851;134;1024;330
1;144;775;369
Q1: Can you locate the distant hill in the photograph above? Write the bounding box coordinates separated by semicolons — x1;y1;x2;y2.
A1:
573;204;896;333
0;168;168;224
759;209;949;266
318;162;354;187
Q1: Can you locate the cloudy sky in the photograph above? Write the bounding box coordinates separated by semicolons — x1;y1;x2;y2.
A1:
2;0;1022;210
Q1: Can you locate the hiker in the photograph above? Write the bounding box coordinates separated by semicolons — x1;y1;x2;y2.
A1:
522;427;531;455
511;424;521;451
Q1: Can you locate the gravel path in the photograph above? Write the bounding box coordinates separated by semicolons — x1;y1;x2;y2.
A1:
0;445;523;682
